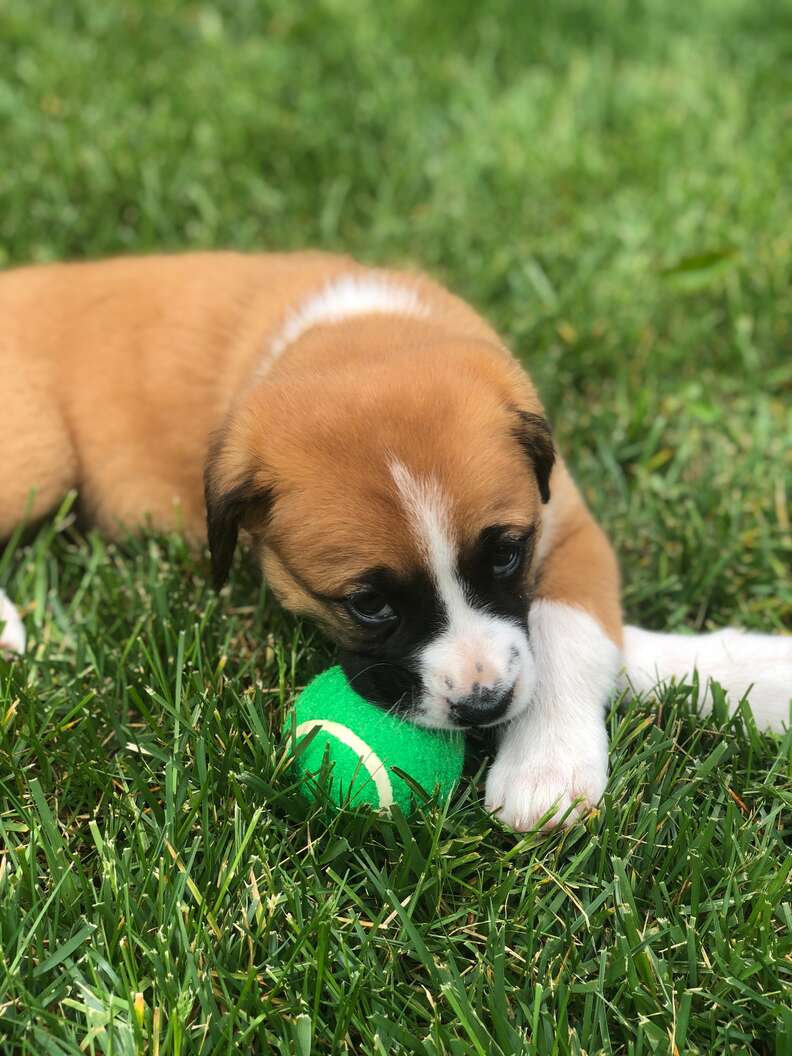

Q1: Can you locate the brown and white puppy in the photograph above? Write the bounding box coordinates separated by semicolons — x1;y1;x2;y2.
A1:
1;252;789;829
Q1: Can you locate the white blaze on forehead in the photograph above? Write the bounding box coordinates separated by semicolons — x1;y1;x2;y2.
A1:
388;460;468;616
266;273;429;366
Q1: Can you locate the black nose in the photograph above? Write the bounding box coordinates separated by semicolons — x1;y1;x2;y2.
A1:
451;685;514;727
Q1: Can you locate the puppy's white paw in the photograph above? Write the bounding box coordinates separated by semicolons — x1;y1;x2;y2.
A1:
484;601;618;832
485;750;607;831
0;591;27;657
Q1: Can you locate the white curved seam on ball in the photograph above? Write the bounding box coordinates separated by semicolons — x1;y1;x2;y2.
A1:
294;720;395;808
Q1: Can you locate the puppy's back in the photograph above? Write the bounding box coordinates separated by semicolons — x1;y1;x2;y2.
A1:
0;250;355;537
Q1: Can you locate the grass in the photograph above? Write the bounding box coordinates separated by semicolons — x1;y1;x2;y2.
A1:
1;0;791;1052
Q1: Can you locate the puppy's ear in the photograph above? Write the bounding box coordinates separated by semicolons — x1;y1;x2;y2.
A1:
204;435;274;589
513;410;555;503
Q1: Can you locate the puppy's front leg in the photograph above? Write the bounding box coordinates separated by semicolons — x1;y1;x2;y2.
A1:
485;504;623;830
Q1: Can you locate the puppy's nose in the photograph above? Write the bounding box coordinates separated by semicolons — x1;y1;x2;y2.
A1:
451;684;514;727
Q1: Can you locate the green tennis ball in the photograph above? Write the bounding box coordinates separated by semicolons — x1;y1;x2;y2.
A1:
284;666;464;814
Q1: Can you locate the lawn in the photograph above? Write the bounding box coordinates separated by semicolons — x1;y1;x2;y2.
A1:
1;1;791;1052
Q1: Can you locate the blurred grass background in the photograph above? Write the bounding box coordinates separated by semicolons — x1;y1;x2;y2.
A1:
1;1;790;1053
3;0;791;629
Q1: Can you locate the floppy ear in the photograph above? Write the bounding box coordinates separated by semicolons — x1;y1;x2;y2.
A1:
513;410;555;503
204;435;274;589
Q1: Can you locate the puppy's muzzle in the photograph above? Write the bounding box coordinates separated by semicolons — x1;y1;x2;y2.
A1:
450;683;514;727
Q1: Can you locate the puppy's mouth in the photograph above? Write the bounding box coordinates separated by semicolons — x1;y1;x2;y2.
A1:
412;679;531;731
339;639;535;731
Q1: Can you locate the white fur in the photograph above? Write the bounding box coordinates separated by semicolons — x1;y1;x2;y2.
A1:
485;601;620;831
622;625;791;732
0;590;26;656
266;273;428;365
389;460;460;616
389;460;535;728
487;613;791;832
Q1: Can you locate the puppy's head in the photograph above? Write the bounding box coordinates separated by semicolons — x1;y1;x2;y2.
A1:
205;341;554;729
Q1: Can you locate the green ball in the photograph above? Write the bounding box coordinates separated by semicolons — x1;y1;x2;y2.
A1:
284;666;464;814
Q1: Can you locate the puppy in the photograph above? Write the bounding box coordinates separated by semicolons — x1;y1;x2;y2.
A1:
1;252;789;829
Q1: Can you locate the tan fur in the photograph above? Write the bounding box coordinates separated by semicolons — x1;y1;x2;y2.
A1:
534;470;623;646
1;252;360;537
0;251;623;648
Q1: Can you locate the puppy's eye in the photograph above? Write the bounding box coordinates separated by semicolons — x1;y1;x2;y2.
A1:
345;590;397;626
492;540;524;578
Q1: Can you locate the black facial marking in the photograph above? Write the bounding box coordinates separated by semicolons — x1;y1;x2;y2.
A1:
340;654;424;715
458;524;535;621
338;527;535;716
512;410;555;503
338;566;445;712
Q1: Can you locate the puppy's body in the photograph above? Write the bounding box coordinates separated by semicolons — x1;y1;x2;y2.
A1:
2;252;354;537
2;252;789;829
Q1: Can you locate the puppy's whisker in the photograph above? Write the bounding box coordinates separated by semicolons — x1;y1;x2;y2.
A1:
345;661;392;686
383;693;411;718
344;664;416;718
